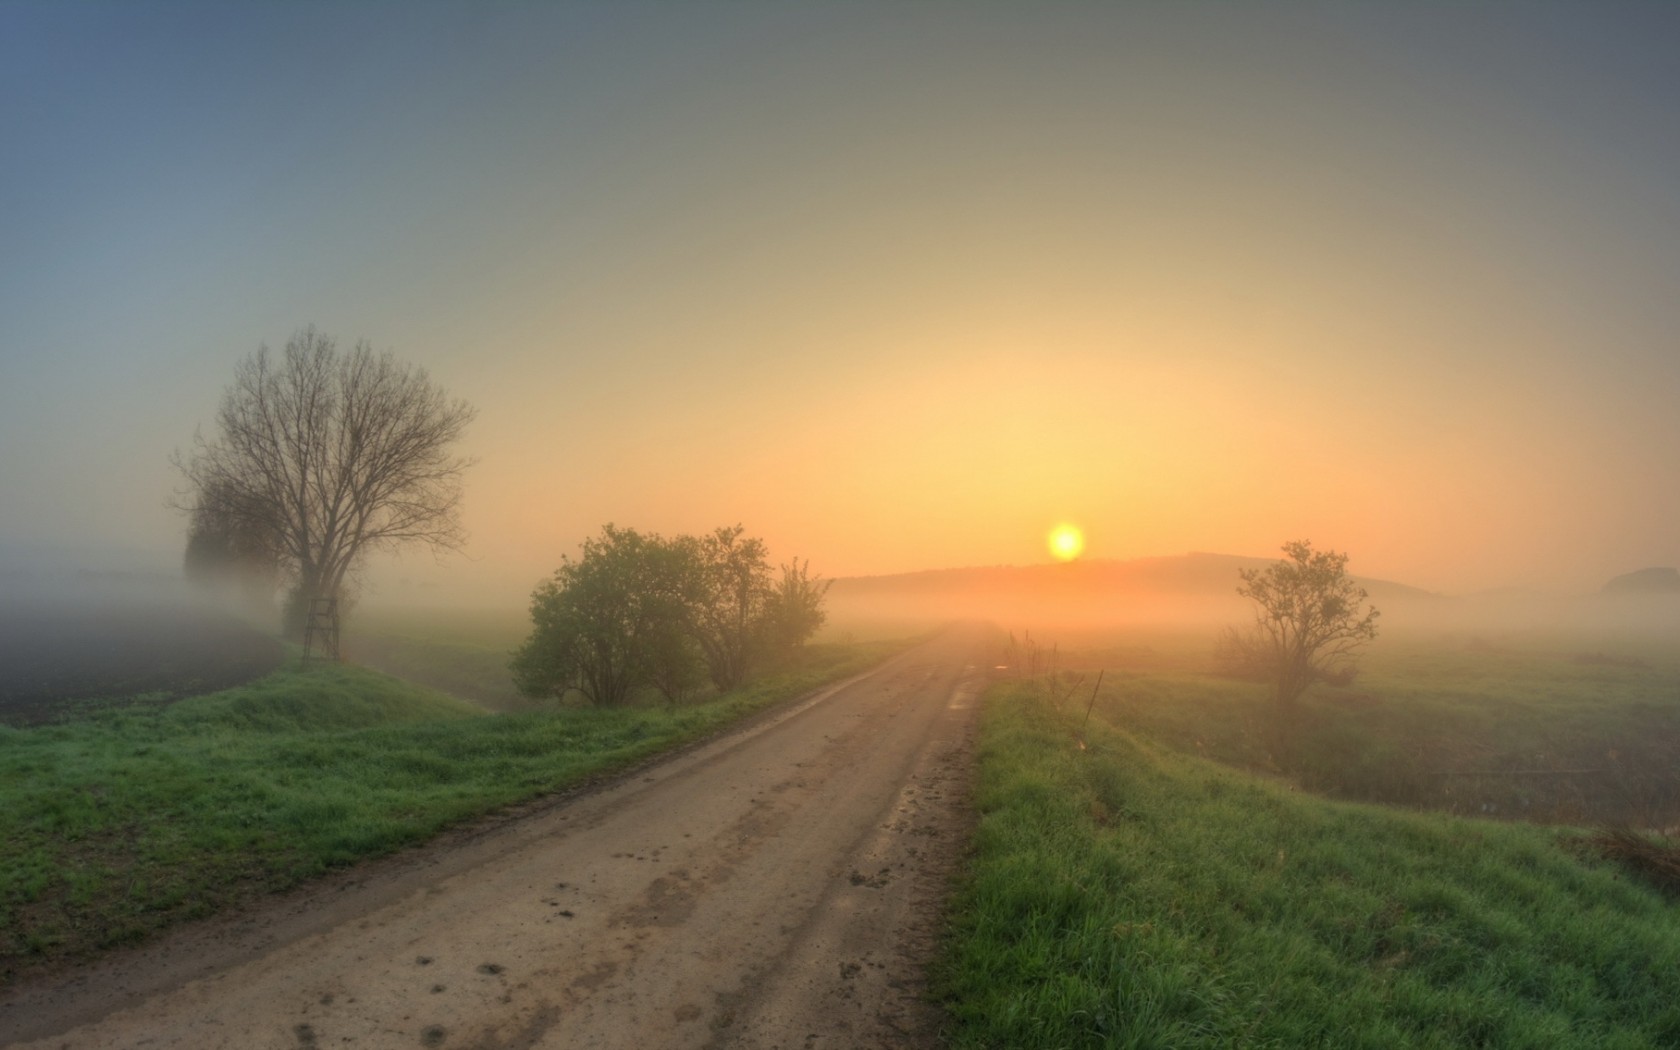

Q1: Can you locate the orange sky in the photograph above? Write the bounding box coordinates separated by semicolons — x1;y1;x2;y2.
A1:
4;4;1678;603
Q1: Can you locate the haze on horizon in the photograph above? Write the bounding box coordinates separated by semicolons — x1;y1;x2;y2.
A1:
4;2;1678;609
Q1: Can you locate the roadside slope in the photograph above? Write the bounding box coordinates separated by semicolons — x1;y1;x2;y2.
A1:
938;681;1680;1048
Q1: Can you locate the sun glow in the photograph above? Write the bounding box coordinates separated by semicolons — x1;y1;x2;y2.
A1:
1047;523;1085;562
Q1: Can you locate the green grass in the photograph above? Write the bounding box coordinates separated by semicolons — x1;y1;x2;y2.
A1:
347;605;536;711
0;639;901;980
938;681;1680;1048
349;632;531;711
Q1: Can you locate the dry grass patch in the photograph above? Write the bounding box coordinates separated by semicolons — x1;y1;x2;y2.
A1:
1588;827;1680;897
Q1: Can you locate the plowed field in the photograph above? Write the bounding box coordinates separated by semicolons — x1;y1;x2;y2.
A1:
0;603;283;725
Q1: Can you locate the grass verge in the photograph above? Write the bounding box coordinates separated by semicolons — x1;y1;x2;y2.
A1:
0;639;902;982
937;681;1680;1048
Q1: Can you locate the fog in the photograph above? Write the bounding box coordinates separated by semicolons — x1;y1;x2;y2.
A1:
0;545;285;725
8;542;1677;647
820;553;1680;656
0;542;197;614
3;532;1675;732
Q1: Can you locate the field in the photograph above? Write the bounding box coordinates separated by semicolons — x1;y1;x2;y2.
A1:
0;609;910;983
0;602;283;726
998;626;1680;829
348;605;533;711
938;629;1680;1047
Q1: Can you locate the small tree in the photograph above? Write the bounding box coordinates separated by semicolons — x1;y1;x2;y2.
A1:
687;525;774;691
173;327;474;636
759;558;831;657
510;525;697;706
1236;540;1380;737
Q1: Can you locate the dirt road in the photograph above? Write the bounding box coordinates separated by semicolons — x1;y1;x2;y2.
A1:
1;627;986;1049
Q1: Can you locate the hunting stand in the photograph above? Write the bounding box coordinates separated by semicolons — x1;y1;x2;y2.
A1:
302;597;340;665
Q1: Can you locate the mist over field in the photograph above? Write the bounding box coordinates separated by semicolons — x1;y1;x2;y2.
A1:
0;1;1677;810
822;555;1680;641
0;549;283;726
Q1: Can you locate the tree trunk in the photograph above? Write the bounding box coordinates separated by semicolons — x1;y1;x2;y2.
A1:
1272;675;1307;767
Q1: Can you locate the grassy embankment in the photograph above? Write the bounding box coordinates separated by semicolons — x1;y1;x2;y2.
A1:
0;636;902;982
940;638;1680;1048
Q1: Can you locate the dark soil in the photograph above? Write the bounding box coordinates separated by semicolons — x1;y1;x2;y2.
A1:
0;604;283;725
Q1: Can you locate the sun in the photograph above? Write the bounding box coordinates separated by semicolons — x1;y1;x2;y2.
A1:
1047;523;1085;562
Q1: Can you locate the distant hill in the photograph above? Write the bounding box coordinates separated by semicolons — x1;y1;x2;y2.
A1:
1602;567;1680;595
832;551;1436;600
825;552;1439;628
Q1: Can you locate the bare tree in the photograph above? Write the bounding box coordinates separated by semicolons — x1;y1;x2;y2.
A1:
1236;540;1380;736
174;327;474;635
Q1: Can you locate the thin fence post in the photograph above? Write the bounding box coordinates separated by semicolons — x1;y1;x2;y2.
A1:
1081;669;1106;735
